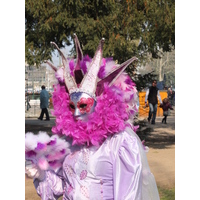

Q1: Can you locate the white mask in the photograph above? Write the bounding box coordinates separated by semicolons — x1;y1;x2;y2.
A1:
69;92;96;121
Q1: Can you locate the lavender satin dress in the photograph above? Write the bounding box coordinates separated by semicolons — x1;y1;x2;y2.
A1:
34;127;160;200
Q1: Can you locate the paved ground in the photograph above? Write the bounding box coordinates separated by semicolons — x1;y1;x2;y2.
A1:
136;109;175;189
25;109;175;199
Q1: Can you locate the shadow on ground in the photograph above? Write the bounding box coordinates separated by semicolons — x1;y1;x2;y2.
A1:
135;118;175;149
25;124;53;135
25;117;175;150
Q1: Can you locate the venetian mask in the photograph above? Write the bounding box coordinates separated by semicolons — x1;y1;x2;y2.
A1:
69;92;96;121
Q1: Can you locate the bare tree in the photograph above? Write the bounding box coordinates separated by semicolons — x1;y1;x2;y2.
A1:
137;49;175;87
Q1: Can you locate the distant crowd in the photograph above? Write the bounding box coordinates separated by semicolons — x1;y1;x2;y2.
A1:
167;87;175;106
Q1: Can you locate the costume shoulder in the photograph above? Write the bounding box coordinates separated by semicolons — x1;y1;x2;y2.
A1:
109;127;148;155
115;127;160;200
25;132;71;172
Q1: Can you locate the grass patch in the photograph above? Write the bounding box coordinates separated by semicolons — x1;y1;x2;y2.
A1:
158;187;175;200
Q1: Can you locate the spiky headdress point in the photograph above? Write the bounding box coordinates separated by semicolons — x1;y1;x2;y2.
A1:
45;34;137;99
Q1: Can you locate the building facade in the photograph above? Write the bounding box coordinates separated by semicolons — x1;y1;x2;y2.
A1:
25;64;57;93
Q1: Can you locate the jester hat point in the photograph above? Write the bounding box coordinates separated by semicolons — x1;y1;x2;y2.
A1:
45;33;138;99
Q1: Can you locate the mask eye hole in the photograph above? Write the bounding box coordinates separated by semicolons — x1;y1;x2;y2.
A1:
70;104;75;109
79;104;87;109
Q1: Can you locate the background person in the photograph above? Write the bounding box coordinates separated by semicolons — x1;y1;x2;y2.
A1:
171;89;175;106
160;98;173;124
25;93;31;110
38;85;50;121
167;87;172;102
145;80;162;124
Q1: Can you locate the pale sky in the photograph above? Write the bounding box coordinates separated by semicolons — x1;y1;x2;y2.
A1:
51;44;73;67
43;43;73;71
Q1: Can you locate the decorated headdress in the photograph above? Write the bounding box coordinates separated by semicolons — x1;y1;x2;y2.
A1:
45;34;137;99
45;34;139;146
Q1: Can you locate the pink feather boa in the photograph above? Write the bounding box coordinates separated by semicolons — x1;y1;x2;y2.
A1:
51;84;137;146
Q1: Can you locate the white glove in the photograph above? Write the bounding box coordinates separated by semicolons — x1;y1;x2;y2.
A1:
25;160;45;181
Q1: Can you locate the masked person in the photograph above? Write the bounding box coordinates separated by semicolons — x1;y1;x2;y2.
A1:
25;34;160;200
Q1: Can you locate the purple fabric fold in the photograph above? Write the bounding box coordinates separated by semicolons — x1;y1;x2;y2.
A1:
33;130;158;200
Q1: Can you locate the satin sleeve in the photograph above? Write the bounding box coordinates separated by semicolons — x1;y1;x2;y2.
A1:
33;169;64;200
113;131;142;200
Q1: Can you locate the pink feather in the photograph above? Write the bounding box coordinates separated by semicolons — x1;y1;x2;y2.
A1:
51;82;138;146
38;157;49;170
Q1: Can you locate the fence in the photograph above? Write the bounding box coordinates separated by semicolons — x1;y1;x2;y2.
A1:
25;91;169;118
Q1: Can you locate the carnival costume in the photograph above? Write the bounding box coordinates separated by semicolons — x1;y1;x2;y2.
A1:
25;34;160;200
